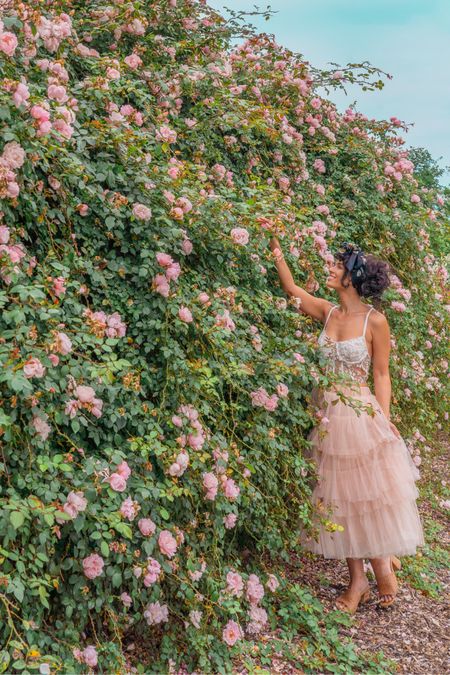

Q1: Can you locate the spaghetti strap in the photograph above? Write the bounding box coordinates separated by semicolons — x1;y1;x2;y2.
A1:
362;306;374;337
323;304;338;329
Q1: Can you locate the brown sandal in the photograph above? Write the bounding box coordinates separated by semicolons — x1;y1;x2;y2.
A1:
335;584;371;614
377;557;400;608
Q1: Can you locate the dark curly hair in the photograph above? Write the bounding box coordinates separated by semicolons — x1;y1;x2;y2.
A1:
334;245;392;310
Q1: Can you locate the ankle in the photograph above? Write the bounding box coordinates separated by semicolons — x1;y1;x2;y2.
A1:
349;574;368;586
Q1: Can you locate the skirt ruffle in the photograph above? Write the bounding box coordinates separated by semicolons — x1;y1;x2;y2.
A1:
299;383;425;559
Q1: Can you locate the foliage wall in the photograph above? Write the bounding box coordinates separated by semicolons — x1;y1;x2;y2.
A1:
0;0;448;672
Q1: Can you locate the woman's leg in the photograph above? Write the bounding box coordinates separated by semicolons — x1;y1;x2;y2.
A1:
345;557;369;590
369;556;395;603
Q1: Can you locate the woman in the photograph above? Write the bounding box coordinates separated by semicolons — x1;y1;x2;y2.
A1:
269;236;425;613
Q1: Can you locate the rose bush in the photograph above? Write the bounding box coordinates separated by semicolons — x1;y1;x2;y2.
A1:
0;0;448;672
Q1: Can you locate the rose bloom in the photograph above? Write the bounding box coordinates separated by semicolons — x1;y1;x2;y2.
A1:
23;357;46;379
178;306;193;323
226;570;244;597
132;203;152;220
138;518;156;536
124;53;143;69
82;646;98;667
116;460;131;479
230;227;249;245
276;383;289;398
108;472;127;492
156;252;173;267
0;31;18;57
75;385;96;403
158;529;178;558
1;141;26;169
246;573;265;604
54;331;72;355
224;513;238;529
266;573;280;592
222;619;243;646
198;292;209;304
0;225;10;244
82;553;104;579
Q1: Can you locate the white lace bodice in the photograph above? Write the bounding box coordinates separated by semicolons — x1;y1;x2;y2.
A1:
317;304;375;384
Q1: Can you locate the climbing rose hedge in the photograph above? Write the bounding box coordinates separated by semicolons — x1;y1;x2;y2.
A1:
0;0;448;672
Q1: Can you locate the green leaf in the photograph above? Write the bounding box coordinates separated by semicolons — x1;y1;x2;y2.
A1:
0;650;11;674
43;513;54;526
159;507;170;520
10;511;25;530
100;540;110;557
112;571;122;588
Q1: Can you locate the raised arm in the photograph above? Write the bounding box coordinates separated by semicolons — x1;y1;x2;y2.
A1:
269;236;331;322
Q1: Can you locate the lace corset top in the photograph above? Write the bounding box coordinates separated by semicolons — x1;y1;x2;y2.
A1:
317;304;375;384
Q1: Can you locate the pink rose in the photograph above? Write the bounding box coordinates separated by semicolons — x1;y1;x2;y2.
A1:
1;142;26;169
81;646;98;667
132;203;152;220
198;292;209;304
124;53;142;69
0;32;18;57
153;274;170;297
116;460;131;480
246;573;265;604
23;357;46;379
30;105;50;122
203;472;218;501
138;518;156;536
266;573;280;592
158;530;178;558
178;306;193;323
222;619;243;646
313;159;326;173
32;415;51;441
156;252;173;267
223;513;237;529
0;226;10;244
12;83;30;108
226;570;244;597
224;478;240;501
82;553;104;579
75;385;95;403
54;332;72;355
108;473;127;492
106;67;120;80
144;601;169;625
276;383;289;398
230;227;249;245
77;203;89;216
52;276;66;297
120;496;138;521
47;84;68;103
165;262;181;281
182;238;193;254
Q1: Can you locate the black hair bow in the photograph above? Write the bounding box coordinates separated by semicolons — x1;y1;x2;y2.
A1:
341;242;366;278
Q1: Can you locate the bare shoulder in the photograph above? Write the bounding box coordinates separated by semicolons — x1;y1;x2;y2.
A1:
368;308;390;332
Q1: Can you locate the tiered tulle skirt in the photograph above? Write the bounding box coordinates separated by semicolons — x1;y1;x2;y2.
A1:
299;383;425;559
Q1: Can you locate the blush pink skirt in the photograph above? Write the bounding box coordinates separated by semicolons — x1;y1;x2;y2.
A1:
299;382;425;559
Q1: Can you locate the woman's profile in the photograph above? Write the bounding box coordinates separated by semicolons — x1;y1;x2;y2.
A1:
270;235;425;613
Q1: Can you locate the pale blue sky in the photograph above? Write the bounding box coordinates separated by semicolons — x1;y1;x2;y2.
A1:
208;0;450;185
